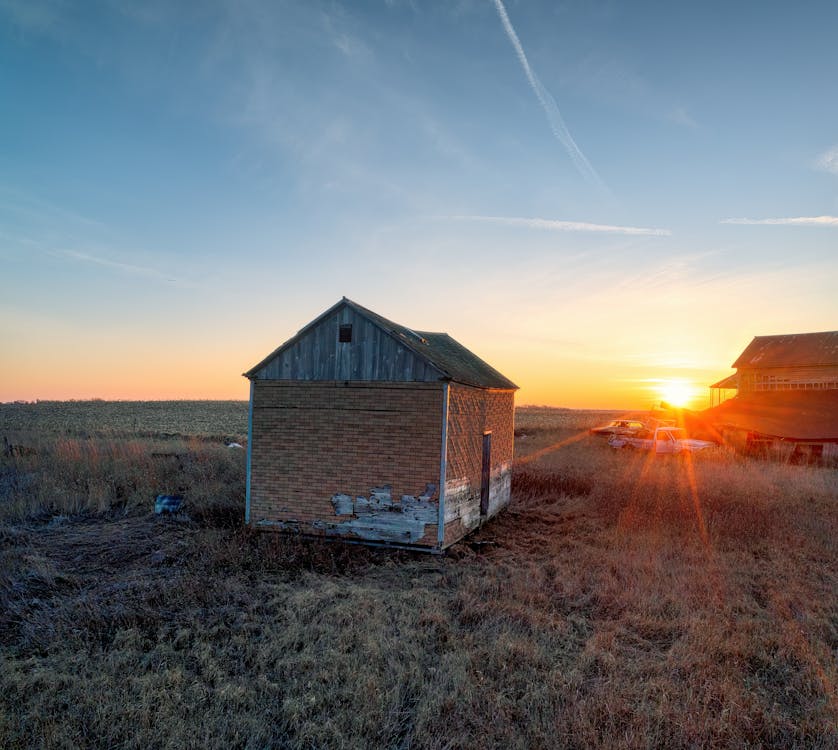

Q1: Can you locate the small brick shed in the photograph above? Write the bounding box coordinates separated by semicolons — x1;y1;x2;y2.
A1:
243;297;518;551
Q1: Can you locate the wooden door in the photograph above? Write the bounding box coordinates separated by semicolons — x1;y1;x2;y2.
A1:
480;432;492;516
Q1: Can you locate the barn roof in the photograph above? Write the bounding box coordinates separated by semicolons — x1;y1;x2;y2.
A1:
732;330;838;369
245;298;518;390
410;331;518;390
703;390;838;441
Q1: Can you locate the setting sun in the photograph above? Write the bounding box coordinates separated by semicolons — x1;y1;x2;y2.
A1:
659;380;698;409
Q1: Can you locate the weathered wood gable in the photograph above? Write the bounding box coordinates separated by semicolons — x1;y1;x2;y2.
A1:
247;303;444;383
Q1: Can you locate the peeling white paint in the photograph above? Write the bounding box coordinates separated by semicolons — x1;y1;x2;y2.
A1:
325;483;438;543
487;461;512;517
405;482;437;503
313;516;428;543
443;479;471;523
370;485;393;502
330;493;354;515
443;462;512;527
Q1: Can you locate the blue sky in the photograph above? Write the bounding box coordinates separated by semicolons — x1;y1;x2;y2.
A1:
1;0;836;407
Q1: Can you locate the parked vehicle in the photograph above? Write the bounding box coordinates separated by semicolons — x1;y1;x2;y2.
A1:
590;419;650;438
609;426;716;454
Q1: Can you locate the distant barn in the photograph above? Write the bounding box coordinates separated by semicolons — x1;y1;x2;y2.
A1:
243;298;518;551
707;330;838;462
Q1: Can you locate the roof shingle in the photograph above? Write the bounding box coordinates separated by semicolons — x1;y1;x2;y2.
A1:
733;331;838;368
344;299;518;390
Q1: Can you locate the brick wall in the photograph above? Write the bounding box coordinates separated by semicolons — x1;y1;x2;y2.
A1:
249;381;443;546
443;385;515;546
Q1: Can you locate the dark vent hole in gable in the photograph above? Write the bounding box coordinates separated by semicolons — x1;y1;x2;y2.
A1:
339;324;353;343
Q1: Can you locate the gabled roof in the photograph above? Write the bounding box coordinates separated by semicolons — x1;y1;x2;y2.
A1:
703;390;838;441
710;373;738;389
346;298;518;389
733;331;838;369
245;297;518;390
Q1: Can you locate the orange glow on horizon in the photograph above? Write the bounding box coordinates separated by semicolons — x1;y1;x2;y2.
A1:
1;315;718;409
1;365;715;409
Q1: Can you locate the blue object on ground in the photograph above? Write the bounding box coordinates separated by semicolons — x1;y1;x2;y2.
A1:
155;494;184;514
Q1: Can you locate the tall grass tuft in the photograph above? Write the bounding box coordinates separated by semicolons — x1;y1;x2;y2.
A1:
0;433;245;523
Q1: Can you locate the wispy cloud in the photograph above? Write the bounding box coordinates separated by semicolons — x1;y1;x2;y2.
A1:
814;145;838;175
721;216;838;227
0;188;187;282
450;214;671;236
54;248;178;281
5;232;184;284
667;106;698;129
0;186;107;230
491;0;606;191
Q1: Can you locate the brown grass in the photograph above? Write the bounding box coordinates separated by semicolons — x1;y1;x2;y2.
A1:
1;404;836;749
0;399;247;440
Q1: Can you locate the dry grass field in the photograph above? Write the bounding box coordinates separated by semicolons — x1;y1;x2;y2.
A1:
0;400;247;440
1;403;836;749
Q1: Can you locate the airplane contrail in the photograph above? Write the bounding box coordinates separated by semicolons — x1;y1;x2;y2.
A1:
491;0;606;191
721;216;838;226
